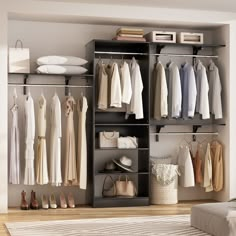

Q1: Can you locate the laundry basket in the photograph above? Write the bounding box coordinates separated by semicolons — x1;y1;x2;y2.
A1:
150;164;179;205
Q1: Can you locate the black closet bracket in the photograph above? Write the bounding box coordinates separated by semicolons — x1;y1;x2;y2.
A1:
23;74;29;95
156;45;165;55
192;125;201;142
155;125;165;142
65;76;72;96
192;46;203;65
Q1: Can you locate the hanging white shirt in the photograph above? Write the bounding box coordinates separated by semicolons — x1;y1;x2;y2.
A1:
195;61;210;119
203;143;213;192
110;62;122;108
177;146;195;187
126;57;144;119
208;61;223;119
153;62;168;120
166;62;182;118
120;61;132;104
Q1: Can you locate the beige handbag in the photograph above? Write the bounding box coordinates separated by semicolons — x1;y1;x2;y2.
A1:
99;131;119;148
115;175;137;197
102;175;116;197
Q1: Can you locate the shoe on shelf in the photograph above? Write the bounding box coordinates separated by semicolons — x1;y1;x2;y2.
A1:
20;190;29;210
60;192;67;209
41;194;49;209
30;190;39;210
68;192;75;208
49;193;57;209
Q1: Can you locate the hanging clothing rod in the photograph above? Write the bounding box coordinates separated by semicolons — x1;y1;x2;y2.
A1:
150;132;218;136
8;84;93;88
94;51;148;56
152;53;218;58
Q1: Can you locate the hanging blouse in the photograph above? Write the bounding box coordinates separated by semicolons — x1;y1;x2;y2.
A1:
9;103;20;184
177;146;195;187
77;96;88;189
64;96;78;186
208;61;223;119
180;62;197;119
166;62;182;118
153;62;168;120
50;93;62;186
24;93;35;185
36;94;49;185
195;61;210;119
120;61;132;104
203;143;213;192
110;62;122;108
126;57;144;119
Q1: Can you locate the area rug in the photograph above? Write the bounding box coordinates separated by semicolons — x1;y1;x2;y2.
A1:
5;215;210;236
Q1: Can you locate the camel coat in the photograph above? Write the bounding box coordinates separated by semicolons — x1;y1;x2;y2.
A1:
64;96;78;186
24;93;35;185
50;93;62;186
77;96;88;189
36;94;49;185
9;103;20;184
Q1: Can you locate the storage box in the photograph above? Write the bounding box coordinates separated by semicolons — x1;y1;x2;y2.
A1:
9;40;30;73
177;32;204;44
145;31;176;43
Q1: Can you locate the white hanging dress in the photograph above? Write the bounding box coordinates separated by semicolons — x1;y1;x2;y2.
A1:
24;93;35;185
50;93;62;186
36;94;49;185
9;103;20;184
77;96;88;189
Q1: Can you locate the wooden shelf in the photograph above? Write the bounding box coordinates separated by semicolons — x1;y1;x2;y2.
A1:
96;172;149;176
95;148;149;151
95;123;149;126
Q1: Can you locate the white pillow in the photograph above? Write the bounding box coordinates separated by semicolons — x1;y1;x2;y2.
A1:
37;56;88;66
36;65;88;75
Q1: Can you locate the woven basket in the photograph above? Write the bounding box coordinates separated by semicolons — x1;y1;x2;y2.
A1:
150;175;178;205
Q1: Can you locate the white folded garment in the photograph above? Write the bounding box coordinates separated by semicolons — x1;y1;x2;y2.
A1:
37;56;88;66
36;65;88;75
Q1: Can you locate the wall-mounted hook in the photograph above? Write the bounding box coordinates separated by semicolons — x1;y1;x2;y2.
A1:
23;74;29;95
192;125;201;142
65;76;72;96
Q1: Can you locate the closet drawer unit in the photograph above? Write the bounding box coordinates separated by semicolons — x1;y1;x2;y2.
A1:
177;32;204;44
144;31;176;43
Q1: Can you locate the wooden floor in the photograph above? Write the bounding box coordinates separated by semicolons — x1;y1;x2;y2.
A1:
1;200;215;236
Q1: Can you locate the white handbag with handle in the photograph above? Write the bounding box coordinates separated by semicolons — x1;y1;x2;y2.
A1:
9;40;30;73
117;136;138;149
99;131;119;148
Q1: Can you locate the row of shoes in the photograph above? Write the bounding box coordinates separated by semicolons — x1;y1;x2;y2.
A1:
21;190;76;210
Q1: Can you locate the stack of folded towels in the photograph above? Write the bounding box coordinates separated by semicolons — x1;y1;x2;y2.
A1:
36;56;88;75
113;27;146;42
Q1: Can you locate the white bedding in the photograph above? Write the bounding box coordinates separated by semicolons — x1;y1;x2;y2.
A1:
37;56;87;66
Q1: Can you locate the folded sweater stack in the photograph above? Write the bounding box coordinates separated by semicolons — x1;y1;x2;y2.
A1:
36;56;88;75
113;28;146;42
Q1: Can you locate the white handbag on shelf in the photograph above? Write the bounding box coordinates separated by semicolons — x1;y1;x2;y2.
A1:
99;131;119;148
9;40;30;73
117;136;138;149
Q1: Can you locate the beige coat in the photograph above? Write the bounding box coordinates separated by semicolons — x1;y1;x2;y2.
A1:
203;143;213;192
64;96;78;186
36;94;49;185
98;64;108;110
77;96;88;189
211;141;223;192
153;62;168;120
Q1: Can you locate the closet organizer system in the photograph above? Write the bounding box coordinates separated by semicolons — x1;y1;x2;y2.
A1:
86;40;225;208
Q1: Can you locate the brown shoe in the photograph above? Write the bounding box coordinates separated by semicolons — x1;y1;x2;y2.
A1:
30;190;39;210
20;190;29;210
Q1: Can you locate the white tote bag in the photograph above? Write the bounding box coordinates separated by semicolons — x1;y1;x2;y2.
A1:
9;40;30;73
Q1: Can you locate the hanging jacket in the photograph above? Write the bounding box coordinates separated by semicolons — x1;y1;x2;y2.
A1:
203;143;213;192
180;62;197;119
153;62;168;120
120;61;132;104
211;140;223;192
166;62;182;118
195;61;210;119
98;63;108;110
208;61;223;119
126;57;144;119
